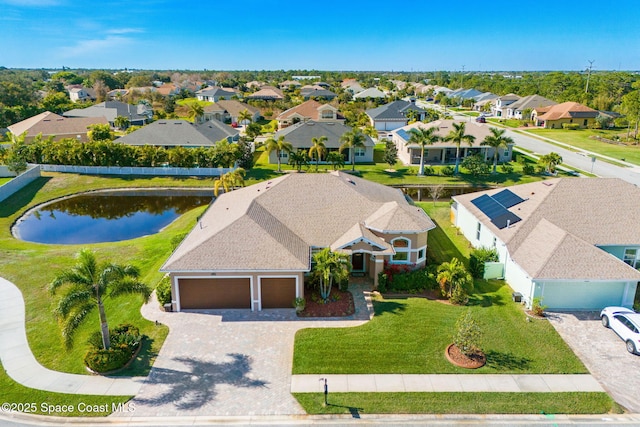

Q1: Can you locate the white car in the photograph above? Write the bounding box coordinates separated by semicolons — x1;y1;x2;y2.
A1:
600;306;640;355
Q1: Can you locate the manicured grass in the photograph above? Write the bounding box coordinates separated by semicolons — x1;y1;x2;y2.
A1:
293;280;586;375
0;368;132;417
0;172;213;414
487;118;522;128
418;201;471;265
294;392;621;415
175;97;212;107
0;177;12;186
524;128;640;166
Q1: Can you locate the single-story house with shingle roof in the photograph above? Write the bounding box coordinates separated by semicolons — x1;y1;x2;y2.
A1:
354;87;387;100
532;102;599;129
115;119;238;148
452;178;640;310
196;86;237;102
505;95;557;120
203;100;260;125
276;100;344;129
63;101;152;127
366;100;427;131
161;172;435;311
391;120;514;166
7;111;107;143
270;121;374;164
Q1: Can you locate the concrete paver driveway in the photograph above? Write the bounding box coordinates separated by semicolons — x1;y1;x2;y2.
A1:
117;286;371;417
547;312;640;413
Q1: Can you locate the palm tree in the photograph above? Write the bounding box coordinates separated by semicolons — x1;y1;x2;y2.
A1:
444;122;476;175
538;152;563;174
187;102;204;124
265;136;293;173
214;167;246;196
114;115;130;131
407;126;440;175
481;127;514;173
312;248;351;302
339;128;367;171
237;109;253;126
436;257;472;299
308;136;327;171
49;249;151;350
326;151;345;170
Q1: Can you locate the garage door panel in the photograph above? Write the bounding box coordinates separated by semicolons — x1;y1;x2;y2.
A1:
179;278;251;309
541;281;626;310
261;277;296;309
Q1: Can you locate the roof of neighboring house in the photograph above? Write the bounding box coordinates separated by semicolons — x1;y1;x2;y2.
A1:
246;86;284;100
534;101;599;120
507;94;557;112
449;88;483;99
393;120;504;148
114;119;238;147
354;87;387;99
473;92;498;102
301;87;337;99
196;86;237;98
211;100;260;118
7;111;107;138
366;100;426;121
341;79;365;93
453;178;640;280
63;101;151;123
279;80;302;88
496;93;520;102
276;100;343;122
273;121;374;149
156;83;180;96
162;172;435;272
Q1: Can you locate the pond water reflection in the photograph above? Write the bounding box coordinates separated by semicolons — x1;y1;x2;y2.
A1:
14;189;212;244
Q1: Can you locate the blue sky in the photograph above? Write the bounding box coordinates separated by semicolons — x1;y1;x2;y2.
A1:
2;0;639;71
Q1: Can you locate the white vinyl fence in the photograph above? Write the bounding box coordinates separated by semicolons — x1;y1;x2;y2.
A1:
0;165;42;203
40;164;234;176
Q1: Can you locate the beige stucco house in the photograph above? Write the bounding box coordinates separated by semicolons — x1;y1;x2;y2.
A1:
161;172;435;311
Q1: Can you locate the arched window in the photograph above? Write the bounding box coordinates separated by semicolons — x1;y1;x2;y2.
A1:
391;238;411;263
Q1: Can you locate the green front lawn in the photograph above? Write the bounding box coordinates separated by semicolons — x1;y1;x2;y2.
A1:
294;392;620;415
524;128;640;166
0;172;213;414
0;177;12;186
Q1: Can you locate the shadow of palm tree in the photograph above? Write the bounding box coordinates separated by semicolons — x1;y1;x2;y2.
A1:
484;350;532;371
373;300;406;316
135;353;268;410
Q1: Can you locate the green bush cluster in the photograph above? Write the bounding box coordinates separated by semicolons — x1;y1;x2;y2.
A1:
156;276;172;306
469;247;499;279
377;264;437;293
441;165;455;176
562;123;581;130
84;324;142;373
522;164;536;175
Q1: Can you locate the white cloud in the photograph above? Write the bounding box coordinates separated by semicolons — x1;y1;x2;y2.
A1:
107;28;144;35
58;35;134;59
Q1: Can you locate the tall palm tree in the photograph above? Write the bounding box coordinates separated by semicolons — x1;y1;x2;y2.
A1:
407;126;440;175
308;136;327;171
444;122;476;175
237;109;253;126
538;152;563;174
326;151;345;170
187;102;204;124
265;136;293;172
436;257;472;299
312;248;351;302
214;167;246;196
49;249;151;350
339;128;367;171
114;115;130;131
481;127;514;174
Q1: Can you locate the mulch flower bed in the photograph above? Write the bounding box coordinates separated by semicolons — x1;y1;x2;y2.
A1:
445;344;486;369
297;288;355;317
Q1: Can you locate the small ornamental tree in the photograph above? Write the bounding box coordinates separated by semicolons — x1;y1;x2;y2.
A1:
382;138;398;169
453;310;482;357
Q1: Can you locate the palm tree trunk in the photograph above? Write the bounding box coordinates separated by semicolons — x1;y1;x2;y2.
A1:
493;152;498;174
351;150;355;171
276;149;282;172
454;145;461;175
419;147;425;175
97;298;111;350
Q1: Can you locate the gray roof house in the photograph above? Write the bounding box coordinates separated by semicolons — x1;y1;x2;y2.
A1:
161;171;435;311
270;121;375;164
115;119;238;148
448;88;483;100
354;87;387;100
300;87;337;100
492;93;521;117
505;95;557;120
452;178;640;311
63;101;152;127
366;100;427;131
196;86;237;102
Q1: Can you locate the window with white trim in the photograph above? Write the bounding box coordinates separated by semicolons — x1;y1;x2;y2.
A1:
417;248;426;262
476;222;481;240
623;248;640;269
355;147;366;157
391;238;411;263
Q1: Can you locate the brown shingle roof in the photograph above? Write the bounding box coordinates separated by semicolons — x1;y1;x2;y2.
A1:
8;111;107;138
535;101;598;121
162;172;435;272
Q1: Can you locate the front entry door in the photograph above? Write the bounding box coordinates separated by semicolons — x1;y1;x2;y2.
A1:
352;253;365;272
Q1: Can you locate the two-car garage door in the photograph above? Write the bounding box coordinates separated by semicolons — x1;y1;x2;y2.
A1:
177;277;296;310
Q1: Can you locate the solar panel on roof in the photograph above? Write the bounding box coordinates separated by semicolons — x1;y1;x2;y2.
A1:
491;212;521;229
492;189;525;209
396;129;410;141
471;194;522;230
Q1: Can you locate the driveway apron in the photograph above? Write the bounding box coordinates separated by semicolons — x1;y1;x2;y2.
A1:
119;284;372;417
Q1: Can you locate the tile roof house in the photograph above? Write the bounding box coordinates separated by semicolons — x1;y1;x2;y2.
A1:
7;111;108;142
279;80;302;90
115;119;238;148
203;100;260;125
63;101;152;127
505;95;557;120
391;120;514;166
532;102;599;129
246;86;284;100
452;178;640;310
270;121;374;164
196;86;238;102
276;100;344;129
161;172;436;311
366;100;427;131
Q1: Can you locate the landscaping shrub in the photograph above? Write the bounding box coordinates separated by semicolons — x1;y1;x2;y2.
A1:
453;310;482;356
378;263;437;293
469;247;499;279
499;163;514;174
441;165;454;176
562;123;580;130
422;165;434;175
84;324;142;373
156;276;172;306
461;155;490;176
522;164;536;175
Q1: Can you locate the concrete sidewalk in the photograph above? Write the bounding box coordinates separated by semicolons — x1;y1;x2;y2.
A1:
291;374;604;393
0;277;144;396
